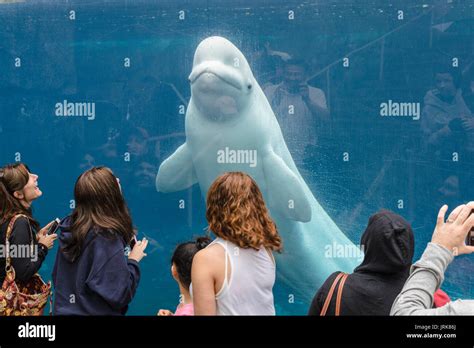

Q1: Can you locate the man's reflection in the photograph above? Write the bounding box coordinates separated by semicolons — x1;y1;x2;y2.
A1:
264;58;329;167
421;65;473;153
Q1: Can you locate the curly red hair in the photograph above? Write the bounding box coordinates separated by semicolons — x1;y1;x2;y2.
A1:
206;172;282;252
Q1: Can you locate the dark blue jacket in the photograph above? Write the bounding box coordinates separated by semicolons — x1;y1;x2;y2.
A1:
52;216;140;315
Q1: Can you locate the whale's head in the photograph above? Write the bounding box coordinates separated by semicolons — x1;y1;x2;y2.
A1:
189;36;255;121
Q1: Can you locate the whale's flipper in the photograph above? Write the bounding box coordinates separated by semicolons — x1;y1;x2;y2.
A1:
262;150;312;222
156;143;198;192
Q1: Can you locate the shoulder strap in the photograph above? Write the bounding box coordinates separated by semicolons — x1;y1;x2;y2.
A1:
320;272;344;316
223;241;229;285
335;273;349;316
320;272;349;316
211;239;231;296
5;214;30;269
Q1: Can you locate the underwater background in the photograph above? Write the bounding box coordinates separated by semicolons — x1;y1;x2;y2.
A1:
0;0;473;315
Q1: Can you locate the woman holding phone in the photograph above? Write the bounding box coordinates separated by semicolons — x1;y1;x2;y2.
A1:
52;166;148;315
0;163;57;284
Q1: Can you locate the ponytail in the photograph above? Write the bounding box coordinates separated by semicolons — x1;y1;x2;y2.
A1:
195;236;211;250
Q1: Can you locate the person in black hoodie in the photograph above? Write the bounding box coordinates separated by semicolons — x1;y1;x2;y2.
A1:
52;166;148;315
308;209;414;316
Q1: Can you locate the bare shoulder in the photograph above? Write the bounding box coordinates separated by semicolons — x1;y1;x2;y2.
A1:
193;243;224;265
194;244;224;262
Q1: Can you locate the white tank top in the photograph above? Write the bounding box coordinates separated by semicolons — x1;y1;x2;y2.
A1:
209;237;276;315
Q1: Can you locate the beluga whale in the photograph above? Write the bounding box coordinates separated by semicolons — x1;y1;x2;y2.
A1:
156;36;360;307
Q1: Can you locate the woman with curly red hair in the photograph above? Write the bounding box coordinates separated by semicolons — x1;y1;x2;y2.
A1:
191;172;282;315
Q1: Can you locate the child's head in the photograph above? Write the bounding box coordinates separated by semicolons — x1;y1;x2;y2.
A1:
171;236;211;290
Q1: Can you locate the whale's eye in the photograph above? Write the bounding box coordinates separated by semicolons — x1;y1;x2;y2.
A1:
247;84;252;90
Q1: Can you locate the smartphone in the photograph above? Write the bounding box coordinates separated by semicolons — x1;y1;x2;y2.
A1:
466;210;474;247
130;235;137;249
47;218;61;235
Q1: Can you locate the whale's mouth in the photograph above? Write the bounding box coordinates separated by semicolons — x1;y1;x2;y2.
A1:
189;63;243;91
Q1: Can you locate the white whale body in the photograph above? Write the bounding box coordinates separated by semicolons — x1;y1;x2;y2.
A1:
156;36;360;306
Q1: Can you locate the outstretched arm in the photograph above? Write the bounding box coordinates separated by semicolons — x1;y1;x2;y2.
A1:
391;203;474;315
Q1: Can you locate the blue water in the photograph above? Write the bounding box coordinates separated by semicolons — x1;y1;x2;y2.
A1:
0;0;473;315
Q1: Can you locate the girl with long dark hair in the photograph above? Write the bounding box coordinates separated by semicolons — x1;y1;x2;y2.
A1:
52;166;148;315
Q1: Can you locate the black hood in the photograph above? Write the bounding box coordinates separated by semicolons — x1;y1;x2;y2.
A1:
309;209;416;316
354;209;414;275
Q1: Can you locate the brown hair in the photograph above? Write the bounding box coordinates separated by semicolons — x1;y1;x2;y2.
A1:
63;166;135;262
0;163;40;230
206;172;282;252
